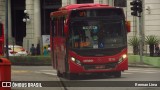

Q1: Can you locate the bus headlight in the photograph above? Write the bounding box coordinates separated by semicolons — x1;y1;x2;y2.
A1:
71;57;76;62
118;54;127;63
122;54;127;59
71;57;81;65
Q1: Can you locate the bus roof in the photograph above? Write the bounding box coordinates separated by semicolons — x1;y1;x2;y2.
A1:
59;3;110;10
50;3;121;17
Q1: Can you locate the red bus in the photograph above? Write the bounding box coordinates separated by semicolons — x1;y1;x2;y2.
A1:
0;23;4;56
50;4;130;79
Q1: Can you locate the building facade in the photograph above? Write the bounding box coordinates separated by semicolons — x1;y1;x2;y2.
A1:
0;0;160;53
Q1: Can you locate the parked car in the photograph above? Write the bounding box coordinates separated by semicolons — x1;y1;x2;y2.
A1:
4;45;28;56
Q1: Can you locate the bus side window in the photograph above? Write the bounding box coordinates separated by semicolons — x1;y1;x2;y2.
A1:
62;17;65;37
54;18;58;36
51;19;55;37
57;17;64;37
59;17;65;37
0;23;2;36
58;18;61;36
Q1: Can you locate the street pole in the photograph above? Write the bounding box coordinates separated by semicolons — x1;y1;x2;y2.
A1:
130;0;144;63
5;0;9;59
139;14;143;63
139;0;144;64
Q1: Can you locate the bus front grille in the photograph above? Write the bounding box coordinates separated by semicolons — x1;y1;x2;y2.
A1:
83;62;118;70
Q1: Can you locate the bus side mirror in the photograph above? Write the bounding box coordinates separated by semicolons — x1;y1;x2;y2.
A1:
126;21;131;33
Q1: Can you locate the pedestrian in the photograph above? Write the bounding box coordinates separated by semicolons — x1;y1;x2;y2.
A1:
47;44;51;55
155;44;160;56
30;44;36;56
36;43;40;55
43;47;48;56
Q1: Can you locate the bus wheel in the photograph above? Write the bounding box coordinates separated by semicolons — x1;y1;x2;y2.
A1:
57;71;63;77
114;71;121;78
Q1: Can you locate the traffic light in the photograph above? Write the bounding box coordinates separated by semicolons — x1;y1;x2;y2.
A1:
130;0;142;16
137;0;142;13
130;0;138;16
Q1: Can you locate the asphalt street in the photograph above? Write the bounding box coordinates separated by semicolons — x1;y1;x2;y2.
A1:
11;66;160;90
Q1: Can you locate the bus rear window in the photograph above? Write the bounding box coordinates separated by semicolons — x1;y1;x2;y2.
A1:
70;8;124;18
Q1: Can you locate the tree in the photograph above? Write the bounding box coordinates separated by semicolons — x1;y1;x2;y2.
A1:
128;36;139;55
145;35;159;56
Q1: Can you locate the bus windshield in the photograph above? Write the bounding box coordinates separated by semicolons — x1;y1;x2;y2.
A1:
69;19;126;49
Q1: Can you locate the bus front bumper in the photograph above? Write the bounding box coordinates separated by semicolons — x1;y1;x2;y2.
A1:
69;59;128;74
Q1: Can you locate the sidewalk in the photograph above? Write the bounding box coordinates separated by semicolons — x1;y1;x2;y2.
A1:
128;55;160;68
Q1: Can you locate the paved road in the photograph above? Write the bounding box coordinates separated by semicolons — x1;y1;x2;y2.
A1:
11;66;62;90
11;66;160;90
60;67;160;90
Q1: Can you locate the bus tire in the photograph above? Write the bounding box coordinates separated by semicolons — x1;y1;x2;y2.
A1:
114;71;121;78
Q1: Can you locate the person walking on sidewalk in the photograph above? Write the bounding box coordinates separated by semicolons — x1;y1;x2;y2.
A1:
30;44;36;56
47;44;51;55
155;44;160;56
43;47;48;56
36;43;41;55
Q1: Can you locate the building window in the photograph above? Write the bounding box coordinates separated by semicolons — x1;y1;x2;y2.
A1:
45;0;61;5
41;0;61;35
77;0;93;4
114;0;126;7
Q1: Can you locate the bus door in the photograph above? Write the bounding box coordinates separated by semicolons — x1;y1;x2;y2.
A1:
59;17;67;73
50;19;56;69
54;17;66;73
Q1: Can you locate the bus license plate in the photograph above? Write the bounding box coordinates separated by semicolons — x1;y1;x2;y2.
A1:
95;65;105;69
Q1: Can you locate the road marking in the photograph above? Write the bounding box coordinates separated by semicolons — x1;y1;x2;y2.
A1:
43;72;57;76
40;70;57;73
142;72;158;73
128;69;141;71
35;70;57;76
12;70;32;73
35;68;160;76
40;70;56;72
125;70;140;73
122;72;132;74
144;70;159;72
126;68;160;74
